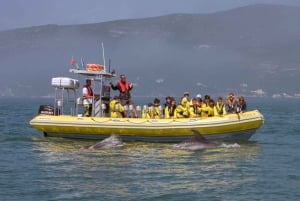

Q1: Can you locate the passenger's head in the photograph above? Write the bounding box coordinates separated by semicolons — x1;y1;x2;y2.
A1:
120;74;126;82
209;99;215;107
228;92;235;100
154;98;160;106
170;97;176;105
204;95;210;102
86;79;91;86
192;98;197;105
183;92;189;97
238;96;245;104
196;94;202;99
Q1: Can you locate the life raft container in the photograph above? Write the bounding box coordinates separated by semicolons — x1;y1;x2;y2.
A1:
86;64;104;71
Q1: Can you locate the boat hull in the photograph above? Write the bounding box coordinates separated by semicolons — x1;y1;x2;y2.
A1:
30;110;264;142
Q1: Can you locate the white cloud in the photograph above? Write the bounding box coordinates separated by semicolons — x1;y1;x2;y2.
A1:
196;82;207;87
155;78;164;84
251;89;265;96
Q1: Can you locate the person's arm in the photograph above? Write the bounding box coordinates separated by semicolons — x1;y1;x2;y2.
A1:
129;82;133;91
110;82;119;91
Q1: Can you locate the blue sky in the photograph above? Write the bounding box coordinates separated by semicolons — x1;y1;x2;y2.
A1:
1;0;300;31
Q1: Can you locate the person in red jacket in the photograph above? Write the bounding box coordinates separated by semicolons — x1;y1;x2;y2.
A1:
110;74;137;117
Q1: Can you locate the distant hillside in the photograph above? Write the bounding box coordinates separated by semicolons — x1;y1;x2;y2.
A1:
0;4;299;98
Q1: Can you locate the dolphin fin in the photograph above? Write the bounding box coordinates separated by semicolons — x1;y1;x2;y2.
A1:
191;130;213;144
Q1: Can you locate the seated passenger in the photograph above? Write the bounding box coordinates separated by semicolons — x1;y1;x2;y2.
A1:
214;97;227;116
189;98;201;118
207;99;215;117
196;94;202;107
163;96;171;117
153;98;161;119
236;96;247;113
175;97;189;118
164;97;176;119
142;103;153;119
109;96;125;118
201;95;211;117
226;92;238;113
181;92;190;107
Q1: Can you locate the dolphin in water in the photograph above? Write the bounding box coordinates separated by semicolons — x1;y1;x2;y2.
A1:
86;135;124;150
172;130;217;150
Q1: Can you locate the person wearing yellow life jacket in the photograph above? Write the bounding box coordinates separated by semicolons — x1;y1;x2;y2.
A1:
201;95;211;117
164;97;176;119
110;74;137;117
142;103;153;119
109;96;125;118
152;98;161;119
207;99;215;117
175;96;189;118
189;98;201;118
181;91;190;107
214;97;227;116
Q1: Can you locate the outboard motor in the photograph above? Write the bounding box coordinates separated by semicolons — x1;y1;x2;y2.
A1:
38;105;60;115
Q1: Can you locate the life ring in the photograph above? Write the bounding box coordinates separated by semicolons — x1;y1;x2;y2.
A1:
86;64;104;71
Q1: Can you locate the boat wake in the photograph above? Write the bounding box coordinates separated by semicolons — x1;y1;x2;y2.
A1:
172;130;241;150
218;143;240;148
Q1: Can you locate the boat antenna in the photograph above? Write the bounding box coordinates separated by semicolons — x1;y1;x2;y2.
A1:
108;58;111;73
101;42;106;72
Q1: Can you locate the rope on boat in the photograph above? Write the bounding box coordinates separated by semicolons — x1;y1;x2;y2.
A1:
91;118;112;123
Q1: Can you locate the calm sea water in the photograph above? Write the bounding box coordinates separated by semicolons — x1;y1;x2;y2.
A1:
0;97;299;201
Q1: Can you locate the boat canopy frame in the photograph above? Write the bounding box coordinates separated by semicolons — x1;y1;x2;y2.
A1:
69;69;116;117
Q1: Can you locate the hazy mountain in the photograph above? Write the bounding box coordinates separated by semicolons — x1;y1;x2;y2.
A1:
0;4;299;98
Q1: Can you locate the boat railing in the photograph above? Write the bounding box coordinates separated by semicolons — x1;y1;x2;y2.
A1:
69;68;115;117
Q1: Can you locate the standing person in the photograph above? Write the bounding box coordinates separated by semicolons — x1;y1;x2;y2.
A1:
82;79;94;117
110;74;137;117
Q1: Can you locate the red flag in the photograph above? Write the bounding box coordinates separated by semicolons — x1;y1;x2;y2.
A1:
70;56;76;65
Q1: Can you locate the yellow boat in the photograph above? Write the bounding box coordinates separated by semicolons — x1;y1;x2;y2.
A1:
29;67;264;142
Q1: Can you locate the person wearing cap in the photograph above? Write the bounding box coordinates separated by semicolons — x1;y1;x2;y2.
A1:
110;74;137;117
109;96;125;118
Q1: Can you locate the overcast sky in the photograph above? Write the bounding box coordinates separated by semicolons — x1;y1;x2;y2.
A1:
1;0;300;31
